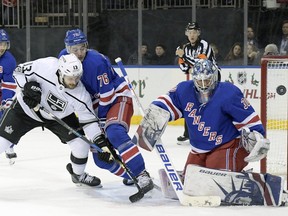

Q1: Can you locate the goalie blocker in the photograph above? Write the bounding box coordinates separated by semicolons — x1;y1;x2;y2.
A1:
159;165;287;206
132;104;170;151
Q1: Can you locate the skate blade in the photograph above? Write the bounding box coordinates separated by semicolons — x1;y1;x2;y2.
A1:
9;159;16;165
74;183;103;188
177;140;189;145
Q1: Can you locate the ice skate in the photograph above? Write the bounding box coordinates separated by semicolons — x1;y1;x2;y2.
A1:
281;190;288;206
5;147;17;165
176;135;189;145
136;170;154;194
66;163;102;187
123;178;134;186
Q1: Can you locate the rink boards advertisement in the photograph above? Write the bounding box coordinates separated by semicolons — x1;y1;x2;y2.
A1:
114;66;285;126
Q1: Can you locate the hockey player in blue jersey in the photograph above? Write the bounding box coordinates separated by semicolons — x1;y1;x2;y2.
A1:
58;29;154;194
0;29;16;111
0;29;17;163
152;58;268;172
138;58;287;206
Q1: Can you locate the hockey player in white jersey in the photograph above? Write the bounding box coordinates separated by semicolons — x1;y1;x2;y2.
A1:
0;53;105;187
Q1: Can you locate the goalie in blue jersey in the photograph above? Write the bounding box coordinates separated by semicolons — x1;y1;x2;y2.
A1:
152;58;267;172
144;59;287;206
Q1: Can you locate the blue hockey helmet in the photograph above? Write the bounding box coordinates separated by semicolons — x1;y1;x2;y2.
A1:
192;59;218;104
0;29;10;49
64;29;88;47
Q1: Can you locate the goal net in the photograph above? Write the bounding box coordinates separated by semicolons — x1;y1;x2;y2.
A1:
260;56;288;188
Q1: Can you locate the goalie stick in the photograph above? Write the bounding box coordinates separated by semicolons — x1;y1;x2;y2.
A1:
36;105;146;203
115;57;221;207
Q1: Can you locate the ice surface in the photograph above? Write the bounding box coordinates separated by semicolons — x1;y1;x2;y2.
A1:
0;125;287;216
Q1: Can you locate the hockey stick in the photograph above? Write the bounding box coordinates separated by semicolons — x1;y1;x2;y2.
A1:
115;58;145;116
115;57;221;207
37;104;145;203
36;105;101;151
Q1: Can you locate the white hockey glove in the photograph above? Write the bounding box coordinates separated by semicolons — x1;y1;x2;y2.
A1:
241;127;270;162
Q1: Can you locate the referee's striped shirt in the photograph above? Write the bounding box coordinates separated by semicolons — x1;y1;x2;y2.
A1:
178;39;219;75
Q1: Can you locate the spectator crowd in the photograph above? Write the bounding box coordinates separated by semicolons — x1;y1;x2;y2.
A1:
125;20;287;66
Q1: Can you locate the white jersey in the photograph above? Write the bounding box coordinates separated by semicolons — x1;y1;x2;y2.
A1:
13;57;101;140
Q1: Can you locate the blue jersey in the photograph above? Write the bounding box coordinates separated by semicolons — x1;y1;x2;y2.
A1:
152;81;265;153
59;49;132;118
0;50;17;102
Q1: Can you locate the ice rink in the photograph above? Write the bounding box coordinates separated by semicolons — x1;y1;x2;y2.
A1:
0;125;287;216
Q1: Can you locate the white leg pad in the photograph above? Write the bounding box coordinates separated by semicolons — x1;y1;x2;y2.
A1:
184;164;285;206
158;168;179;200
158;168;221;207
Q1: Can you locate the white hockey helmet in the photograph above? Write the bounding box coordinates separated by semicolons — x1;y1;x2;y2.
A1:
58;53;83;86
192;59;218;104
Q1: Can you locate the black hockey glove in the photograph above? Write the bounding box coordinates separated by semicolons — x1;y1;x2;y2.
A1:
92;134;114;163
23;81;42;109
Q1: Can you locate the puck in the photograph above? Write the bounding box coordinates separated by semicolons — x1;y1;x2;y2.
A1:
276;85;286;96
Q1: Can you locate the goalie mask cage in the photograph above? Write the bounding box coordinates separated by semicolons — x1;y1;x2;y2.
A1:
260;56;288;189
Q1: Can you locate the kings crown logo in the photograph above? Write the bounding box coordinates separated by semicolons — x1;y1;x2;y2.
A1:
4;125;14;134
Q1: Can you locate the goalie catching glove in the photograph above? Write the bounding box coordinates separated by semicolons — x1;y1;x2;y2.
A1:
241;127;270;162
91;134;114;163
23;81;42;109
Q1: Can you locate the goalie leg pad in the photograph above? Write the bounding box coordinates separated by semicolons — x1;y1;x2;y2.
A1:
158;168;221;206
158;168;180;200
184;164;285;206
132;104;170;151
